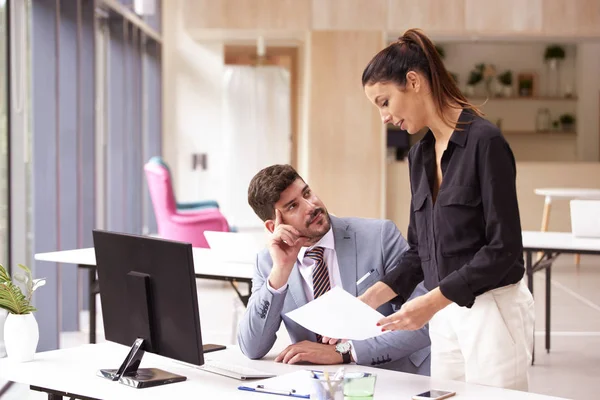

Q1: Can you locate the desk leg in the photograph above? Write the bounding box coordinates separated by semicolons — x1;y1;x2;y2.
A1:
230;279;252;307
546;262;551;353
526;251;535;365
31;385;100;400
537;198;552;262
526;251;533;295
88;267;96;344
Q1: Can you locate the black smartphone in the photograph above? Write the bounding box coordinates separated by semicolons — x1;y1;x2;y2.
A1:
412;389;456;400
203;344;227;353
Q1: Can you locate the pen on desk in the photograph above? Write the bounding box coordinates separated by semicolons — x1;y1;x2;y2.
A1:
356;269;375;285
256;384;296;395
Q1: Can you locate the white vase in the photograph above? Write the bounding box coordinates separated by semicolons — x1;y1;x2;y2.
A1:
503;85;513;97
0;309;7;358
4;313;39;362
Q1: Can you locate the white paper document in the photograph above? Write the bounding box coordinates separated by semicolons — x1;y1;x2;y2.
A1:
285;286;387;340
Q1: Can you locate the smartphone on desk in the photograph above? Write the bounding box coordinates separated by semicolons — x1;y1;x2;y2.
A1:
203;344;227;353
412;389;456;400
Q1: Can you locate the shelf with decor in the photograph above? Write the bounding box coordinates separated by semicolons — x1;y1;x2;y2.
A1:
468;96;577;101
502;130;576;136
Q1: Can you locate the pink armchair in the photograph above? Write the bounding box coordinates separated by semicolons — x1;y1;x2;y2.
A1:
144;160;230;248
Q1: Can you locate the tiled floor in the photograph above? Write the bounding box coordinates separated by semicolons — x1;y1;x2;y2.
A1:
2;255;599;400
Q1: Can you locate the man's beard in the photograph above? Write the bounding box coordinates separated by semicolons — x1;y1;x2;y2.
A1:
300;208;331;241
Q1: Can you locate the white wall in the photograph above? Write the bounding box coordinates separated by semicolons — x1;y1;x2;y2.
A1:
163;0;226;204
577;43;600;162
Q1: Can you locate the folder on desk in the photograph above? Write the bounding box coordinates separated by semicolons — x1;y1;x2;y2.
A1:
238;370;313;398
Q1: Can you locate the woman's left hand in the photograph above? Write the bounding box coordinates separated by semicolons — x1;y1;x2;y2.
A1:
377;288;452;331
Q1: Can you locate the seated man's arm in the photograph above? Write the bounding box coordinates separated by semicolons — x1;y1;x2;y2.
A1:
351;220;429;370
351;283;430;370
237;254;287;359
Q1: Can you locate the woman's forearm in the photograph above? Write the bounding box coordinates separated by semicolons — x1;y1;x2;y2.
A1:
359;281;398;309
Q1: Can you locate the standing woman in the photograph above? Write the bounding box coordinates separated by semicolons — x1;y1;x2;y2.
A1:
360;28;534;390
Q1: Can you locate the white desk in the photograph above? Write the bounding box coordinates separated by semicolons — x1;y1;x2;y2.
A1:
534;188;600;265
0;342;567;400
522;231;600;359
35;248;255;344
534;188;600;200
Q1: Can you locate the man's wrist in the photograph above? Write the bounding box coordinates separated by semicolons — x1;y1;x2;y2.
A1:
268;263;294;290
334;342;352;364
332;346;343;364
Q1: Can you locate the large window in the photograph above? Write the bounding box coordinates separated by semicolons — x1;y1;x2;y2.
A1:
27;0;162;351
0;0;8;267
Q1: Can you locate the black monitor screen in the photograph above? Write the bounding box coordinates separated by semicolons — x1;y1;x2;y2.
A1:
93;230;205;366
387;128;409;148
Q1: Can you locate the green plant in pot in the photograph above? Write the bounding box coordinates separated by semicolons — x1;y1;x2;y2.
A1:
497;70;513;97
518;78;533;97
559;113;575;132
544;45;565;65
465;69;482;96
0;264;46;362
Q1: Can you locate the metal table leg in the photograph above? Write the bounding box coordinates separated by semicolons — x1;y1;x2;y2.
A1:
87;267;97;344
546;262;551;353
526;251;535;365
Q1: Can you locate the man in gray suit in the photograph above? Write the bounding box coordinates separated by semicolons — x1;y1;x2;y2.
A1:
238;164;430;375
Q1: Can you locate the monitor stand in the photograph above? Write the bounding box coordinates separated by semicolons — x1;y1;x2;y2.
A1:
98;338;186;388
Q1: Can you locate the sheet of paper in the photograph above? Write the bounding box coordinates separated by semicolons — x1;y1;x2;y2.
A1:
285;286;387;340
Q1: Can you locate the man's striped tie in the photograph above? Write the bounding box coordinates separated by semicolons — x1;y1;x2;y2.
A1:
304;246;330;343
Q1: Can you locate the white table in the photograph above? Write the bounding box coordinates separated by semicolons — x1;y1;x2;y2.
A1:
522;231;600;359
0;342;567;400
534;188;600;265
35;248;255;344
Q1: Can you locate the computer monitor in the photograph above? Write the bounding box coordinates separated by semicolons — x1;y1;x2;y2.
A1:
92;229;224;389
387;128;411;160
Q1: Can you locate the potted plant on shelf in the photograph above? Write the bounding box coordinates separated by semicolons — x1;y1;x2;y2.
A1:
544;45;565;96
544;45;565;69
552;120;560;131
518;74;534;97
559;113;575;132
465;68;482;97
480;63;497;97
0;264;46;362
497;70;513;97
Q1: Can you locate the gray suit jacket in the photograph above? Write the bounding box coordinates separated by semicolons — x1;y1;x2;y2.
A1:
237;216;431;375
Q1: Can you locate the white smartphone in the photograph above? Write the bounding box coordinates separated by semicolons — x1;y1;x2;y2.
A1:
412;389;456;400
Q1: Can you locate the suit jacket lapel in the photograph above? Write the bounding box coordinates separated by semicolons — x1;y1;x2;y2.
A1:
332;216;357;296
287;262;308;309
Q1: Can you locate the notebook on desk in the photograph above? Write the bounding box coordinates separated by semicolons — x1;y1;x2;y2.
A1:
204;231;267;264
570;200;600;238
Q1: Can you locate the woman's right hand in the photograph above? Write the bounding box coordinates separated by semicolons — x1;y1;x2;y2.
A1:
319;285;395;344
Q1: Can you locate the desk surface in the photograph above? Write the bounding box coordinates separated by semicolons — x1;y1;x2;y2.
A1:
0;342;566;400
522;231;600;254
534;188;600;199
34;247;255;280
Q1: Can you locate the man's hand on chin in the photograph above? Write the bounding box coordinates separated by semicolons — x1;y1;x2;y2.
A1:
274;341;343;365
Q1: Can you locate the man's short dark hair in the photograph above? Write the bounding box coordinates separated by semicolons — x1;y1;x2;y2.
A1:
248;164;302;221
